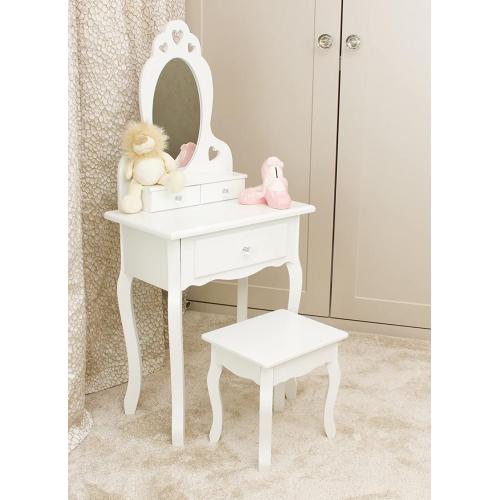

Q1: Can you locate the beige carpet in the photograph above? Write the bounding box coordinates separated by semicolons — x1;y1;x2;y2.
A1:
69;311;430;499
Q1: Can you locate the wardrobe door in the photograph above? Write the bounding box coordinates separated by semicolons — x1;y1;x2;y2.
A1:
186;0;341;316
331;0;430;328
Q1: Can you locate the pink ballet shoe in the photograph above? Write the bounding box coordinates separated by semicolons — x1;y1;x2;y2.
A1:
238;185;267;205
263;157;291;209
238;156;292;209
176;142;196;167
237;157;272;205
264;187;292;209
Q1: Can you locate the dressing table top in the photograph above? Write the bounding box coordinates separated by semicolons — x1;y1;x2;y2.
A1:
105;199;315;240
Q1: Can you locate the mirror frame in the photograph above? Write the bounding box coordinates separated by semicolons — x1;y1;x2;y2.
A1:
139;20;233;182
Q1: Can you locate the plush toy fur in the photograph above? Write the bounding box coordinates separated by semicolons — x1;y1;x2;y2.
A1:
119;121;185;214
122;121;168;161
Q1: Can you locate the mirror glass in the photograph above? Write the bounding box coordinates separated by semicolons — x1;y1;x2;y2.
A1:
153;58;200;162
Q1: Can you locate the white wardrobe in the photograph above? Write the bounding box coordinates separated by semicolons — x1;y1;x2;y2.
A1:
186;0;430;336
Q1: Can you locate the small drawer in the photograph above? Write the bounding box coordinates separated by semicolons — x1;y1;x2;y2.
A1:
142;185;201;212
200;178;246;204
193;222;289;278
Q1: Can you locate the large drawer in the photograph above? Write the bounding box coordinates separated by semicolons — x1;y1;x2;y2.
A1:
200;178;246;204
142;185;201;212
192;222;289;278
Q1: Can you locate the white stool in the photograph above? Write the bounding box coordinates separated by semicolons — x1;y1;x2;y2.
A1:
202;309;349;470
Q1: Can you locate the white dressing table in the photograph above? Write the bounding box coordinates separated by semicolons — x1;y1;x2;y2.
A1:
104;20;315;446
105;200;314;446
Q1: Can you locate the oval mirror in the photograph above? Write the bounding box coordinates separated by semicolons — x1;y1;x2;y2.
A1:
153;58;200;164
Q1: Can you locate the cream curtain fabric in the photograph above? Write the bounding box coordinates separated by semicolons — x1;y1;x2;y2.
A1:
69;0;185;452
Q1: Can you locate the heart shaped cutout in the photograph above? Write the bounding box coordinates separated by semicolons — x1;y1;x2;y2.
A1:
159;42;168;53
172;30;183;44
208;146;219;161
188;42;196;53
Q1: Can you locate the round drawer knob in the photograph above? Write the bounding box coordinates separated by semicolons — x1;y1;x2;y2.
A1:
345;34;361;50
242;246;252;255
222;188;229;194
317;33;333;49
174;195;183;201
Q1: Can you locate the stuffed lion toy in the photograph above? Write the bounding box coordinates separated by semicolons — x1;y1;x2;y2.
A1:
119;121;185;213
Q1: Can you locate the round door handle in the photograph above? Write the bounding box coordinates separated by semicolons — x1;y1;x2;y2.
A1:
345;34;361;50
317;33;333;49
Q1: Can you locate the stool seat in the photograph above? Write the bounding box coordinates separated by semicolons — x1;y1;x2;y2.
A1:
203;310;349;470
202;309;348;368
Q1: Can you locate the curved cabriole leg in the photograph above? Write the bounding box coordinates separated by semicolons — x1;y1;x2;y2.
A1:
259;368;274;470
207;354;223;443
285;260;303;400
324;346;341;439
117;271;142;415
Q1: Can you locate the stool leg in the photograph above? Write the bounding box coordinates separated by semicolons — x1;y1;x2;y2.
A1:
207;353;223;443
259;368;274;470
273;383;285;412
324;346;341;439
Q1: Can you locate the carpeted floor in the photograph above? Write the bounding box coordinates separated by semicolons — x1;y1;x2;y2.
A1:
69;311;430;499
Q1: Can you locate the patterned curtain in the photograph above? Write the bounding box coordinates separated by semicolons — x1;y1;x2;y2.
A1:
68;0;185;452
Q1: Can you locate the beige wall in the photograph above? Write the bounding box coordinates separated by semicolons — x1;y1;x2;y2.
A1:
186;0;430;335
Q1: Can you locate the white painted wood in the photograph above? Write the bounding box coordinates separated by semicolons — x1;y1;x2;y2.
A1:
167;239;185;446
324;346;340;439
272;345;336;386
140;172;247;213
142;185;200;213
259;368;274;470
236;278;248;322
184;257;289;290
331;0;430;328
186;0;341;316
193;223;288;278
202;309;347;368
117;269;142;415
140;20;232;181
202;310;347;469
106;199;313;447
122;227;169;290
286;261;302;313
180;218;299;289
105;200;315;241
284;217;302;399
200;178;246;204
145;171;247;191
118;20;249;214
207;350;223;443
213;347;261;385
285;217;301;314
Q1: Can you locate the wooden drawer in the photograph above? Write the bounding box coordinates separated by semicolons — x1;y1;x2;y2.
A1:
200;179;246;204
142;185;201;212
192;222;289;278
